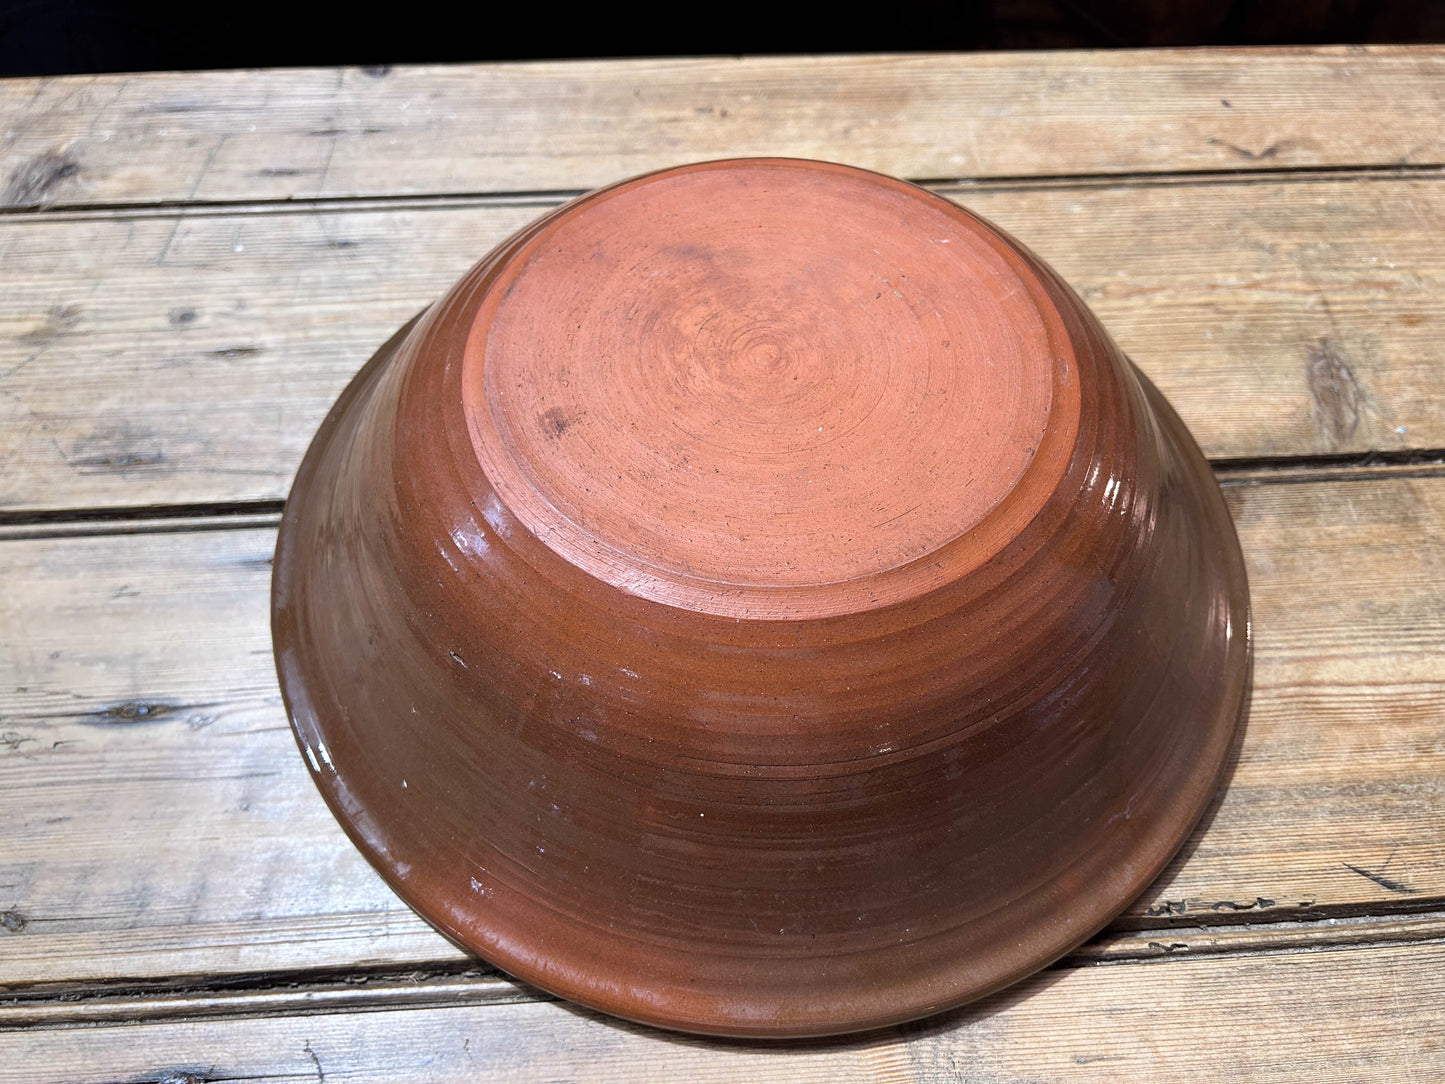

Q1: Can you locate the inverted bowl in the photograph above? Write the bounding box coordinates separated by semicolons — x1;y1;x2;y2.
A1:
272;158;1250;1038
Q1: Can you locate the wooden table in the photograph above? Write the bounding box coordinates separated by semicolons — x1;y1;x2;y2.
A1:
2;47;1443;1080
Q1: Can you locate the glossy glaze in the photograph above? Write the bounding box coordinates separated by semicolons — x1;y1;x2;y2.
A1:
272;159;1251;1038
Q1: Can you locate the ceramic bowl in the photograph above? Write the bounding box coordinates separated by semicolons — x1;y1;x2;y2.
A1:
272;158;1250;1038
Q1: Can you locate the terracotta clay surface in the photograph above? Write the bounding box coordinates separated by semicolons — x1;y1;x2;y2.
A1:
272;159;1251;1038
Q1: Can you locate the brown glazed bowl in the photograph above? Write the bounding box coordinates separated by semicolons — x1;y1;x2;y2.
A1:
272;158;1250;1038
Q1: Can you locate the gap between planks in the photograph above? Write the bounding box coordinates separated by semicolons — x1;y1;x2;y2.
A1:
3;454;1444;540
8;942;1445;1084
3;907;1443;1033
0;163;1440;226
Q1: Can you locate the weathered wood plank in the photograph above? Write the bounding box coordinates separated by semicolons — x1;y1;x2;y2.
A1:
3;173;1442;512
4;941;1442;1082
2;49;1444;211
0;475;1441;985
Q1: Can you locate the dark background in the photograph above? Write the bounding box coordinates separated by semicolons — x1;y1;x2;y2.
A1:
1;0;1443;76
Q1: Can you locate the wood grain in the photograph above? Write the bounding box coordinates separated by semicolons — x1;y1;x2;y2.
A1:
3;173;1443;513
3;941;1442;1082
2;49;1444;211
1;475;1441;986
1;42;1437;1075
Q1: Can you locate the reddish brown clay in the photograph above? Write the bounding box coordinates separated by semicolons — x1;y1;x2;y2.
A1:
272;159;1250;1038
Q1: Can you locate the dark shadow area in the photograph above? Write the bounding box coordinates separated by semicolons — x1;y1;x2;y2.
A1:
2;0;1443;77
